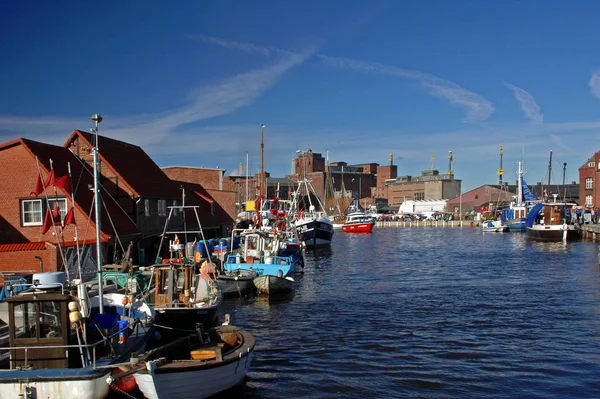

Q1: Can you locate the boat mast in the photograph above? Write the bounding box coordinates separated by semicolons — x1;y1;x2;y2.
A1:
562;162;567;201
547;150;553;201
516;159;523;207
260;124;265;199
91;113;104;314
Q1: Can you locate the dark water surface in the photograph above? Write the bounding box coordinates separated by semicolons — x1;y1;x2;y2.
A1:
217;227;600;399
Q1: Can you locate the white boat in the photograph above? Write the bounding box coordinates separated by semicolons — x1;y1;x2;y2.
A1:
253;274;294;295
481;219;507;232
113;321;255;399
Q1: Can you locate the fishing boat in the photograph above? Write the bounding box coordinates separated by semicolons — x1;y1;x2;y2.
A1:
223;227;304;279
526;154;581;242
216;268;257;297
290;177;334;248
147;205;223;343
109;317;255;399
253;274;294;295
342;212;375;233
526;195;581;241
501;160;539;232
0;272;155;398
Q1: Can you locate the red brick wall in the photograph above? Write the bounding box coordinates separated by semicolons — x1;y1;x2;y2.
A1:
0;144;106;248
0;247;58;283
163;167;227;190
579;152;600;208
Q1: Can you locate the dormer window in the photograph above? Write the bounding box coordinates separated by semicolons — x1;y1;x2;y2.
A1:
589;161;596;168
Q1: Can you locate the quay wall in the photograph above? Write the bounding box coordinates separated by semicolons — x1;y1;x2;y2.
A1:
377;221;600;242
375;220;475;228
581;224;600;241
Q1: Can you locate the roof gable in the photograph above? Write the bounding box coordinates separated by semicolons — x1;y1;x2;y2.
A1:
19;138;140;238
65;130;181;199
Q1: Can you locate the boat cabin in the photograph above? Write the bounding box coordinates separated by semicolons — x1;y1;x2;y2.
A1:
5;292;72;369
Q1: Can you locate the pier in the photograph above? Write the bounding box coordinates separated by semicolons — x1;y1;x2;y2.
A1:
581;224;600;241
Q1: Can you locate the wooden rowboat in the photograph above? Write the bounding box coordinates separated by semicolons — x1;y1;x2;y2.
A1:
253;275;294;295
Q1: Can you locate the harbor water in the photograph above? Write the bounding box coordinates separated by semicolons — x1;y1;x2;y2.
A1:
216;227;600;398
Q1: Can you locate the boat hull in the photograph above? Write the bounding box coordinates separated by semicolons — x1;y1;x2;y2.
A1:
505;217;526;232
296;219;334;247
0;366;111;399
526;225;581;241
217;270;257;296
253;275;294;295
342;222;374;233
481;220;507;232
134;329;255;399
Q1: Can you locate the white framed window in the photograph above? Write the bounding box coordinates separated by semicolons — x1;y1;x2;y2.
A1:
158;200;166;216
589;161;596;168
48;198;67;219
22;199;43;226
586;195;593;206
21;198;67;226
586;177;593;189
144;199;150;217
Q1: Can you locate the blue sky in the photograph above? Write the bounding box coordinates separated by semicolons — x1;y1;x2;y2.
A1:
2;1;600;192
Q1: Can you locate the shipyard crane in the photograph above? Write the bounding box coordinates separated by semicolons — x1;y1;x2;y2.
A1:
446;150;454;176
497;146;504;185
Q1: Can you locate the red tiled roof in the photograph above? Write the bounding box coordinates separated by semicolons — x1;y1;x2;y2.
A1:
21;138;140;238
0;242;46;252
65;130;182;199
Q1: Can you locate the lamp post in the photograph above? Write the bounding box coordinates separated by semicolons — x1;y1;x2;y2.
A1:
91;113;103;313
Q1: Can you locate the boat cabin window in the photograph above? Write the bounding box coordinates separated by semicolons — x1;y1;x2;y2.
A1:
40;301;62;338
13;302;37;339
13;301;63;339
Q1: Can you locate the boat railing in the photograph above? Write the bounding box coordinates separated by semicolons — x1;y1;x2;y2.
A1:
0;318;143;369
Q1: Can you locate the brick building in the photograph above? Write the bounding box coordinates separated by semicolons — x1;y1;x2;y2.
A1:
0;131;235;279
579;152;600;208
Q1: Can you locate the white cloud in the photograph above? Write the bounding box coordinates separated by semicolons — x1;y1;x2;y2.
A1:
504;82;543;123
190;35;495;122
187;34;275;57
589;70;600;99
0;48;315;148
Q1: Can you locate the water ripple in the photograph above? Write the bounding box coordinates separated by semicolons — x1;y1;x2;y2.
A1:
218;228;600;399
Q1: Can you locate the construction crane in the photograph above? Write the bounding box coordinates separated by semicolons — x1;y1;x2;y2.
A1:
497;146;504;185
446;150;454;175
429;154;435;171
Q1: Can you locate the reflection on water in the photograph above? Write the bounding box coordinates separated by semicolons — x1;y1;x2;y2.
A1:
158;228;600;398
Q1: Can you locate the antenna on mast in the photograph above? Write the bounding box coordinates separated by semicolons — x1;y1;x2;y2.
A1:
497;146;504;185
